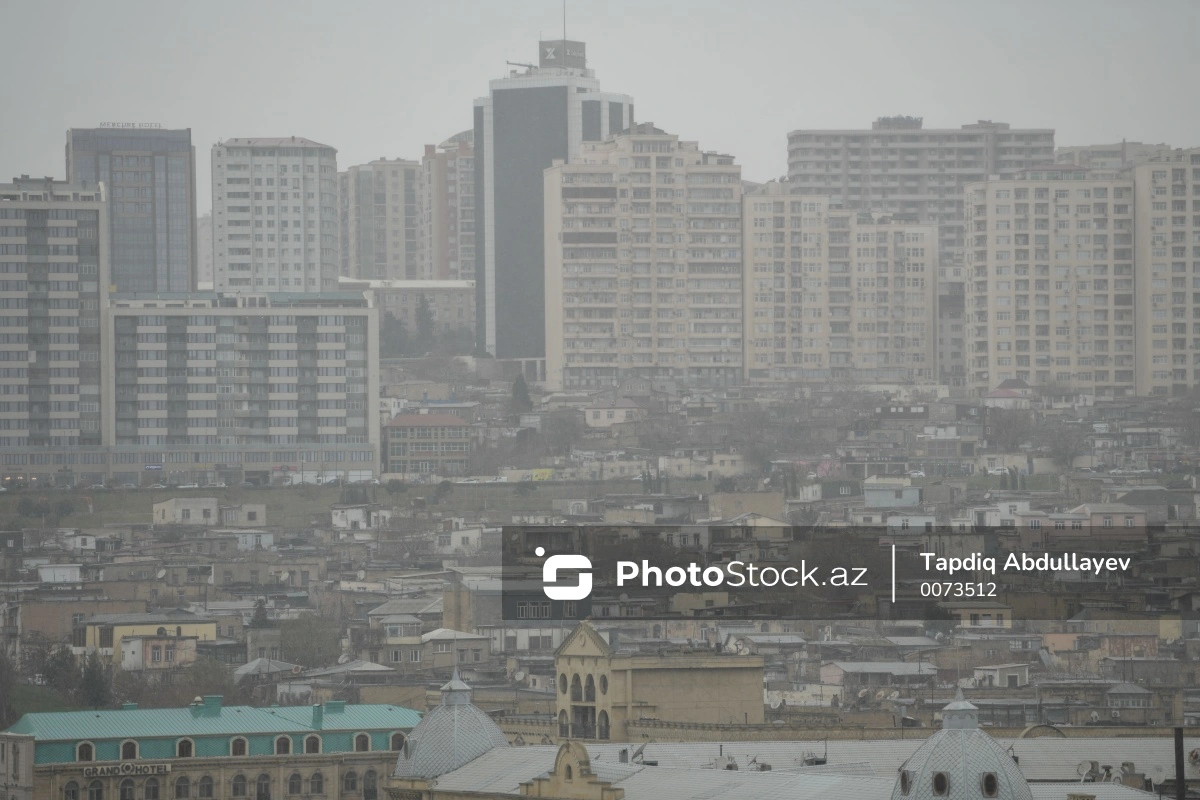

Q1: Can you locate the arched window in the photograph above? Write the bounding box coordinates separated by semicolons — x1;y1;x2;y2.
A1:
121;741;138;760
390;732;406;751
362;771;377;800
558;710;569;738
197;777;214;799
176;739;193;759
174;776;190;799
231;737;248;757
584;675;596;702
308;773;324;795
597;711;610;740
274;736;290;755
354;733;370;752
570;674;582;702
600;675;608;695
64;782;80;800
119;781;135;800
176;626;182;637
287;774;302;796
87;781;104;800
231;776;247;798
304;735;320;754
255;774;271;800
565;766;573;780
157;627;167;636
342;772;357;793
76;743;94;762
559;673;567;694
145;779;160;800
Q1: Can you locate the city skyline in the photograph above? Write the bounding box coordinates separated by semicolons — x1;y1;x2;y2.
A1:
2;0;1198;214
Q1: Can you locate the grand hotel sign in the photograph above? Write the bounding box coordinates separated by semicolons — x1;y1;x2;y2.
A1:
83;763;172;778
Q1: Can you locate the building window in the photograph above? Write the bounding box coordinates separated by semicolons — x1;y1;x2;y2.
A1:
933;772;949;796
173;777;190;799
899;771;912;796
120;779;135;800
197;777;213;799
354;733;370;752
390;733;406;751
304;735;320;754
88;781;104;800
65;783;80;800
145;779;160;800
231;737;248;757
342;773;357;793
77;743;94;762
308;774;324;795
287;774;302;796
363;771;377;800
176;739;193;758
256;774;271;800
981;773;999;797
231;776;247;797
275;737;290;755
121;741;137;760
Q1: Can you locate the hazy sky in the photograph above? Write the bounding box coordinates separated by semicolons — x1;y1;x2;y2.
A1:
2;0;1197;212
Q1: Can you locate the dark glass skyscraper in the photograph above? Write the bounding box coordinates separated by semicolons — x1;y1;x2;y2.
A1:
66;127;197;292
474;41;632;362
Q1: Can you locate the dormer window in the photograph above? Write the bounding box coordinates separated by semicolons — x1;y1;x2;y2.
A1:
981;773;999;797
899;770;912;795
932;772;949;796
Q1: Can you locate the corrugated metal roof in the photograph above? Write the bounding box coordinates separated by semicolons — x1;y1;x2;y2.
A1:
5;702;420;742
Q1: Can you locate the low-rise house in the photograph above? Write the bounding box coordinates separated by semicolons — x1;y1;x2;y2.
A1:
972;662;1029;689
119;634;198;676
152;498;265;527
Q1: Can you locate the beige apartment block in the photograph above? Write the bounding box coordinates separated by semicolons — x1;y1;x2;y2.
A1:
338;157;421;281
420;132;475;281
742;182;937;383
1056;141;1176;177
544;124;743;391
964;167;1137;396
787;117;1054;283
1130;149;1200;395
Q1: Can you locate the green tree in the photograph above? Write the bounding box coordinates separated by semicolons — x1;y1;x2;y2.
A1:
279;614;342;668
999;471;1010;490
78;651;111;709
433;480;454;504
249;599;269;629
511;374;533;414
415;295;435;353
379;312;409;358
514;481;536;497
989;409;1035;452
385;478;408;496
43;645;79;697
55;499;75;518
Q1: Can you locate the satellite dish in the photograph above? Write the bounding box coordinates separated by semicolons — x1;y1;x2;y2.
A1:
291;665;303;675
1090;711;1101;723
156;569;167;579
769;698;782;710
1077;761;1096;777
337;654;351;664
279;571;290;581
857;688;870;699
875;690;887;701
514;670;526;682
357;570;366;580
890;691;900;700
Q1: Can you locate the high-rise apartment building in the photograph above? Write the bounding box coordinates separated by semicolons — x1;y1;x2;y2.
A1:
66;127;196;293
475;40;633;361
1056;141;1176;176
786;117;1055;281
0;177;108;448
1130;149;1200;396
338;158;420;281
103;292;378;452
742;182;937;384
964;167;1137;396
420;132;475;281
544;125;742;391
211;138;339;293
196;212;213;289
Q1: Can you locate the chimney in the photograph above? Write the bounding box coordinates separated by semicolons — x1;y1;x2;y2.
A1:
313;703;323;728
122;703;138;711
202;695;223;710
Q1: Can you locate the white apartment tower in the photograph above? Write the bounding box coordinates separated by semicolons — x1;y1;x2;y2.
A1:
964;166;1136;396
743;182;937;383
338;158;421;281
544;124;742;391
1130;149;1200;396
211;137;339;292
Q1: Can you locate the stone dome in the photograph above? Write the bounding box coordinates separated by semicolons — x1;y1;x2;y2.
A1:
891;690;1032;800
393;670;509;780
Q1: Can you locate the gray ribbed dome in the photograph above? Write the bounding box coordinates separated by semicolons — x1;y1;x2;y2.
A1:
891;691;1032;800
393;671;509;779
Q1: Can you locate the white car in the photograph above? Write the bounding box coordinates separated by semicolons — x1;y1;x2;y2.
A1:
907;470;925;478
176;483;200;489
987;468;1009;476
203;482;227;489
